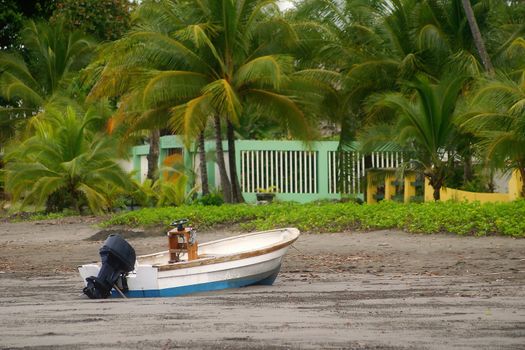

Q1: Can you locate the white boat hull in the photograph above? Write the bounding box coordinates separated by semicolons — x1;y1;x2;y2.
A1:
79;228;299;298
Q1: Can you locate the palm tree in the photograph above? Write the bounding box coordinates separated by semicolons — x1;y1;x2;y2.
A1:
0;19;96;143
90;0;314;203
3;105;131;213
197;130;209;196
0;19;96;201
461;0;494;75
292;0;394;144
365;75;468;200
461;74;525;196
293;0;504;192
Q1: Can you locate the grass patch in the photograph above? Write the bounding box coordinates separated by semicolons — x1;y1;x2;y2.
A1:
101;200;525;237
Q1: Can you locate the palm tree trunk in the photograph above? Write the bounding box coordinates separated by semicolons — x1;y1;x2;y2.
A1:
214;115;232;203
198;130;210;196
426;171;443;201
69;183;82;214
463;154;473;184
432;184;441;201
147;128;160;181
227;120;244;203
462;0;495;75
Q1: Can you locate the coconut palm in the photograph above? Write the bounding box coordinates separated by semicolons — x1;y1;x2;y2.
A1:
364;74;468;200
89;0;314;203
293;0;509;193
461;0;494;74
294;0;491;119
292;0;394;140
3;106;131;213
0;19;96;143
461;73;525;196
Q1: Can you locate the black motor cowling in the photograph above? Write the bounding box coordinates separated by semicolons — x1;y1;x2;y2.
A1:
83;234;136;299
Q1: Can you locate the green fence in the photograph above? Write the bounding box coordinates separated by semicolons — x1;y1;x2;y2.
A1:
132;136;401;203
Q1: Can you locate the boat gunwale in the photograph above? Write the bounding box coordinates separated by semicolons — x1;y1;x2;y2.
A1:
195;227;299;248
138;228;299;259
154;229;300;272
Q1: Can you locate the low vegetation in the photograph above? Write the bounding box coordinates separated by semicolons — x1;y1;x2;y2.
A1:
102;200;525;238
1;210;78;222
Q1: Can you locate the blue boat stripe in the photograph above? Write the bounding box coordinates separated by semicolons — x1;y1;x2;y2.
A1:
112;264;281;298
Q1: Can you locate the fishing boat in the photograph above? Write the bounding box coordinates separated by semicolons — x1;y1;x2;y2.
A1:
79;220;300;298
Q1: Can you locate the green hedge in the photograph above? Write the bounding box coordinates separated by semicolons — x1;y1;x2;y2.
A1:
101;200;525;237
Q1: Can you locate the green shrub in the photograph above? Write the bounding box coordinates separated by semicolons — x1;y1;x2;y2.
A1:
101;200;525;238
195;192;224;206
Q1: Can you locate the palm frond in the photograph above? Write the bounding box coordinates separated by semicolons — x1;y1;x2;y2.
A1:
246;88;313;140
174;23;225;70
169;95;211;146
292;69;342;88
235;55;292;89
3;107;131;213
202;79;241;124
142;70;209;108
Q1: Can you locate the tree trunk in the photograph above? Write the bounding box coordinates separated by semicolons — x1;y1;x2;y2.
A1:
227;120;244;203
462;0;495;75
146;128;160;181
198;130;210;196
214;115;232;203
69;183;82;214
519;167;525;199
337;116;356;194
463;154;473;184
487;168;495;193
426;171;444;201
432;184;441;201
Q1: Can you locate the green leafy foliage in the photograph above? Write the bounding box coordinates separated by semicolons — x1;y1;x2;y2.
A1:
102;200;525;237
128;174;198;208
0;19;96;143
362;75;468;200
461;73;525;196
89;0;317;143
195;192;224;206
0;0;56;48
3;106;132;214
0;0;23;48
52;0;134;41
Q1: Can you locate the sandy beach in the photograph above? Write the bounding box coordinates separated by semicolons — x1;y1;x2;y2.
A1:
1;218;524;349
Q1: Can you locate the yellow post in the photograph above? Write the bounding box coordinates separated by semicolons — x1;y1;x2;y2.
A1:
367;172;378;204
508;169;524;201
404;173;417;203
384;173;396;201
424;177;435;202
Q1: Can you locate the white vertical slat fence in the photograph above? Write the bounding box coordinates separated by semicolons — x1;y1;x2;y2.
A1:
327;151;365;194
328;151;402;194
241;150;317;193
241;149;402;195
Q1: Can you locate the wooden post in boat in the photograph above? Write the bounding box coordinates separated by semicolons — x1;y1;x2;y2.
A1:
168;225;198;263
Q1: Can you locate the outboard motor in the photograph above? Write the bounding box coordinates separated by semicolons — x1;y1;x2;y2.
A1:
83;234;136;299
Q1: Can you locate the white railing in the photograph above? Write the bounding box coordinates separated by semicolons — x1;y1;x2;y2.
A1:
241;150;317;193
370;151;403;169
328;151;403;194
328;151;365;194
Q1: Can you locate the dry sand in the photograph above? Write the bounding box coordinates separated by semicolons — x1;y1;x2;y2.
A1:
1;218;524;349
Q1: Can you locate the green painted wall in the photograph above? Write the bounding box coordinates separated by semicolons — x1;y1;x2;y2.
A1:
132;136;362;203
